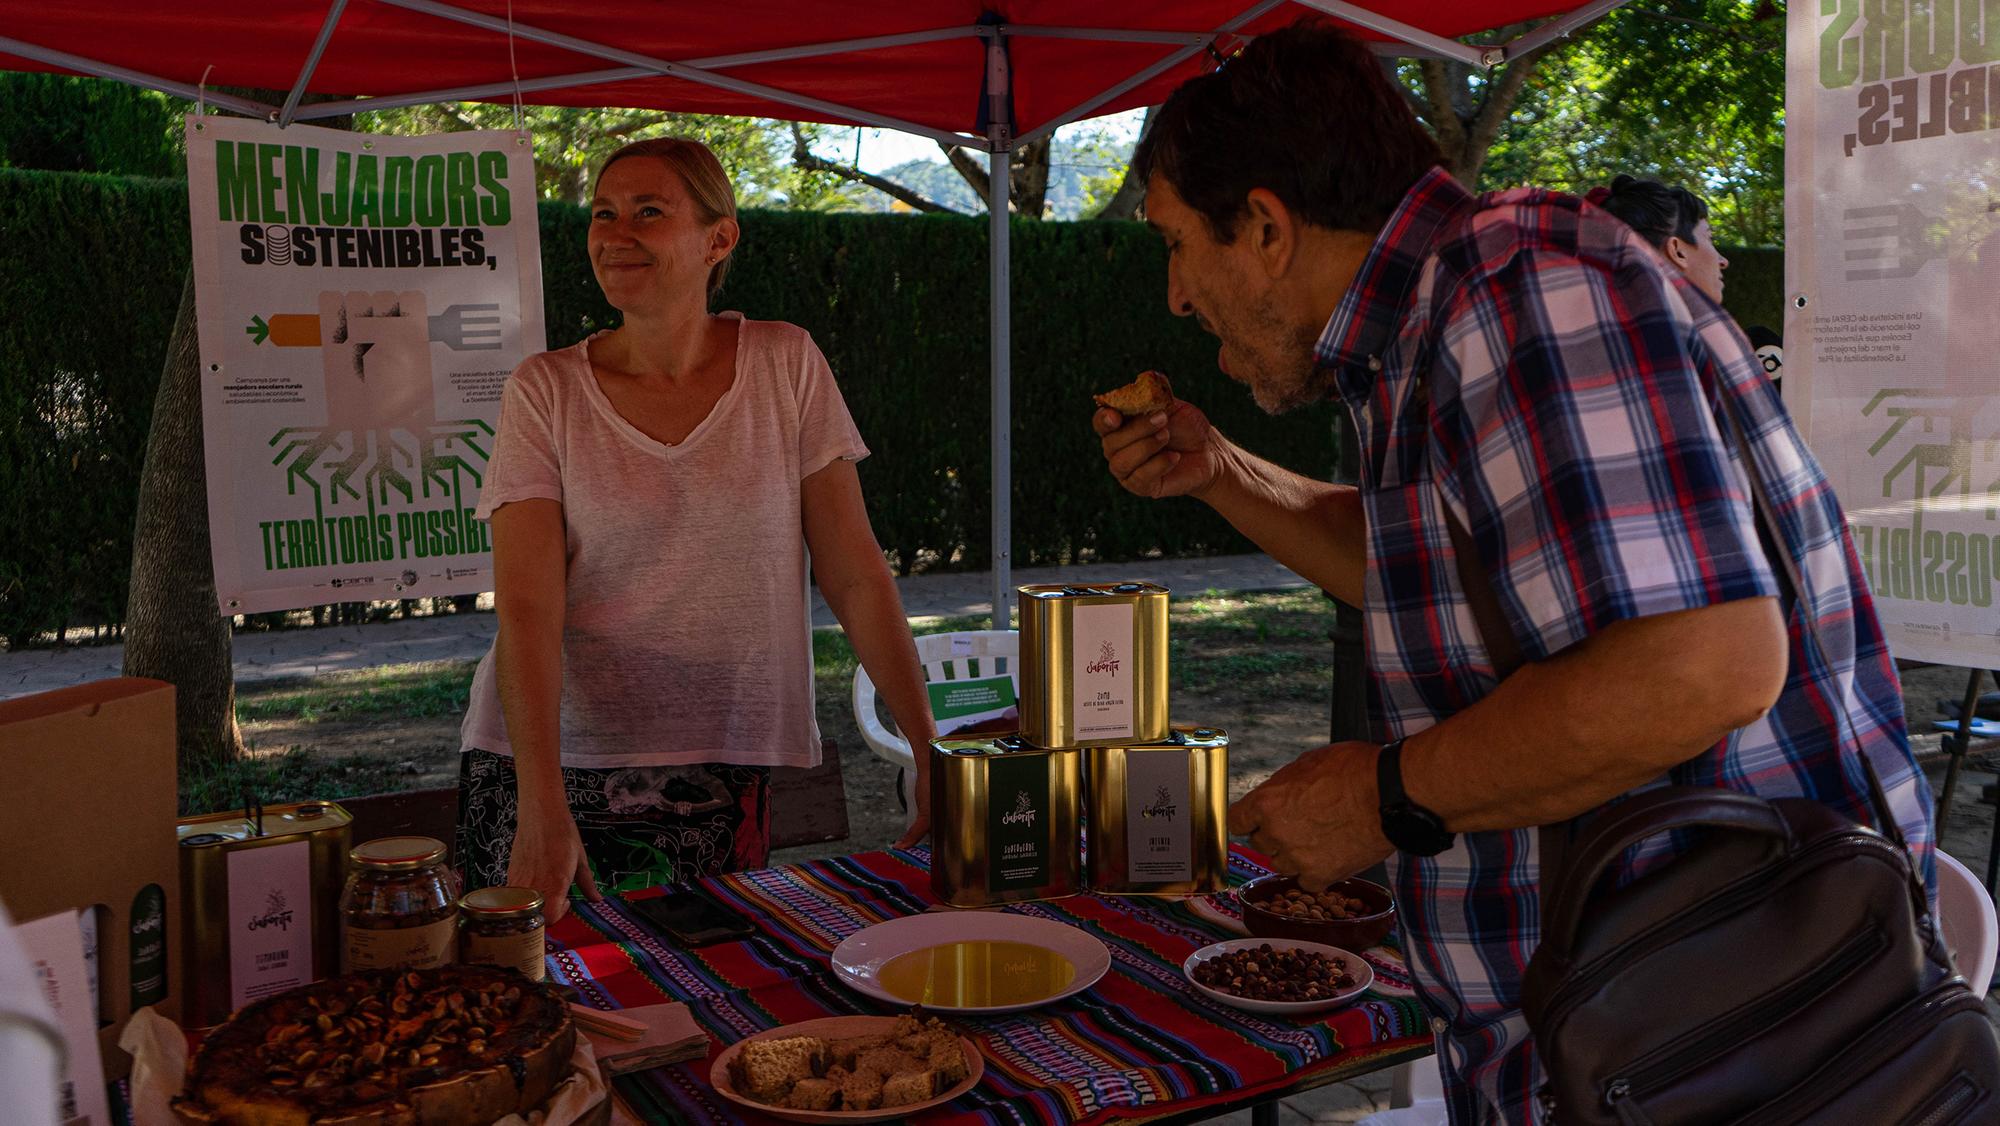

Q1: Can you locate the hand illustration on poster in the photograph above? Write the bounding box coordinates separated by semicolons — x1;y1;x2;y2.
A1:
185;118;545;615
323;290;435;433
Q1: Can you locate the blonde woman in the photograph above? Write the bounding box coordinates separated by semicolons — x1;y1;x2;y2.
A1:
457;138;936;921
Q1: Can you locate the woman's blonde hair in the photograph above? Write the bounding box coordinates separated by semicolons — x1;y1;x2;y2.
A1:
595;137;738;299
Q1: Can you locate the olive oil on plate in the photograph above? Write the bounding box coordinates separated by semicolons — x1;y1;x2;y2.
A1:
877;940;1077;1008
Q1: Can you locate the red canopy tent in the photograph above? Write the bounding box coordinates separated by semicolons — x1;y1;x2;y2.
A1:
0;0;1628;623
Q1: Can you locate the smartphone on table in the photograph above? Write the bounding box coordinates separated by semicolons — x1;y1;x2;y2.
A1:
629;887;757;946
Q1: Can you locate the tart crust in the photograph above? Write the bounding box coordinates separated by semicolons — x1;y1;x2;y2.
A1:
171;964;574;1126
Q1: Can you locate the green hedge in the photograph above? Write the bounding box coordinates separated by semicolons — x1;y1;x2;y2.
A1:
0;168;1788;642
0;171;191;645
0;170;1343;641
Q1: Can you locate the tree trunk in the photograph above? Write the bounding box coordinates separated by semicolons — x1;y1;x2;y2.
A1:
1405;29;1562;188
124;94;351;778
941;139;1054;218
124;274;244;772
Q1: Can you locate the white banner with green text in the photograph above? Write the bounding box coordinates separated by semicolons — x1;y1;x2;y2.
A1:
184;116;544;615
1786;1;2000;665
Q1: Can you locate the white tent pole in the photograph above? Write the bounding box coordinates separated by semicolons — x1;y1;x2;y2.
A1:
683;26;976;69
986;31;1013;631
277;0;349;126
1492;0;1636;61
291;67;651;120
375;0;979;148
1002;26;1207;45
1287;0;1487;66
1014;0;1283;146
0;35;276;117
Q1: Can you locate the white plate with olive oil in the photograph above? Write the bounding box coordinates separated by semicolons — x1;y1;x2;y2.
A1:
830;911;1111;1014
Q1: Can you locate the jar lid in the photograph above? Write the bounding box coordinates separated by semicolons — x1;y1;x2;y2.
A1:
460;886;545;916
350;835;446;870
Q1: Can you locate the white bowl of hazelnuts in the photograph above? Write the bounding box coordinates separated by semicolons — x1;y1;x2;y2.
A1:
1182;937;1373;1016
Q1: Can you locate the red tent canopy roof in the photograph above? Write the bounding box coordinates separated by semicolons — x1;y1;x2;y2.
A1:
1;1;1602;140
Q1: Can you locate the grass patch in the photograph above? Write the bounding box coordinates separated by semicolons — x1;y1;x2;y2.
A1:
179;746;421;817
213;590;1336;812
236;661;476;723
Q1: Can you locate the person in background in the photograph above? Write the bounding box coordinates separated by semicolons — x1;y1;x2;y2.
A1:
1588;174;1729;303
458;137;937;922
1589;175;1785;391
1095;22;1930;1123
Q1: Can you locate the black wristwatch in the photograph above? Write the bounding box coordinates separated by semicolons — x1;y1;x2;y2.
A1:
1377;738;1456;857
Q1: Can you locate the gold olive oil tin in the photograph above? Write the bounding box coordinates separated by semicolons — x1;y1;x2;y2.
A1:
1084;726;1230;895
176;800;352;1027
1019;582;1170;749
930;735;1083;908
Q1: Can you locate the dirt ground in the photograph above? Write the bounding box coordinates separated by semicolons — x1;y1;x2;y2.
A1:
237;651;2000;870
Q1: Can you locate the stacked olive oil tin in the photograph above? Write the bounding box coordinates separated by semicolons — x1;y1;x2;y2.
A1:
930;582;1229;907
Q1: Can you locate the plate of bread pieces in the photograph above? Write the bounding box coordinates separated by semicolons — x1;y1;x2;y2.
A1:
1093;370;1173;416
711;1009;982;1123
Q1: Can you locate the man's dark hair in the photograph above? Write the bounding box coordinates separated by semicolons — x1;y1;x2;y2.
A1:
1591;175;1709;250
1130;20;1442;242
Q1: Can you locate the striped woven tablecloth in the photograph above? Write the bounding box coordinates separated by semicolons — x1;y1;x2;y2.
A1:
549;845;1433;1124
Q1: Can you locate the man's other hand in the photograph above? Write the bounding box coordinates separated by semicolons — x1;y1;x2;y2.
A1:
1227;741;1394;892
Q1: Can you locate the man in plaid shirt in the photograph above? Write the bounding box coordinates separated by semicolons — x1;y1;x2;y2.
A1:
1095;21;1935;1124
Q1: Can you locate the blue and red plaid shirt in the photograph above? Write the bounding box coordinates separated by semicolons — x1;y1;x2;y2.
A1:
1321;168;1935;1124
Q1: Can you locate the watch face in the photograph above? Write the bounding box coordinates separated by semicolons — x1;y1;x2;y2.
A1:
1383;802;1453;857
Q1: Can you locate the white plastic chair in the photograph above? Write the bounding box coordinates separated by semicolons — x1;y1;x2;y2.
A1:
1936;849;1997;996
852;629;1019;815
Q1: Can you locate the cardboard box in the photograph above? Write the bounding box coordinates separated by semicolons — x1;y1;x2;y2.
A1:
0;677;180;1080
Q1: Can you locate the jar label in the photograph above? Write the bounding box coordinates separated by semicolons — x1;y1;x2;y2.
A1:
344;916;455;972
1125;748;1193;882
987;753;1052;892
463;929;547;980
228;841;314;1009
1071;602;1135;740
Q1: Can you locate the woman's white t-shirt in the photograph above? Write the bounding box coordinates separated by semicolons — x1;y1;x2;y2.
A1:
459;313;868;769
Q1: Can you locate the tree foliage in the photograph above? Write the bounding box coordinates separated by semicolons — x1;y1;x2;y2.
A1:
356;102;851;208
1478;0;1786;245
0;72;186;177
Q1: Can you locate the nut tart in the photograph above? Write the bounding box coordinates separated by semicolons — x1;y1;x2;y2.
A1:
172;963;575;1126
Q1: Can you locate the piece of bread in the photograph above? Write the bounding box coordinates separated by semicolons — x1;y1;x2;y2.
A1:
881;1068;940;1107
828;1033;890;1070
855;1045;928;1079
928;1038;969;1086
784;1077;840;1110
737;1036;826;1103
836;1066;884;1111
1093;370;1173;416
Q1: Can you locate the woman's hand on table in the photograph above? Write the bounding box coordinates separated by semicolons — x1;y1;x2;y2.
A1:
893;729;936;849
508;806;603;923
893;774;932;848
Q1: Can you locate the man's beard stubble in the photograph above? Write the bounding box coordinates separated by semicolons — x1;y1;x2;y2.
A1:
1242;308;1336;416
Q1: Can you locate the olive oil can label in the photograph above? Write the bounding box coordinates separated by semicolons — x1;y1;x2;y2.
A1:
129;883;170;1010
228;841;314;1008
1125;748;1193;882
987;755;1053;892
1071;602;1135;740
464;930;547;980
344;916;456;972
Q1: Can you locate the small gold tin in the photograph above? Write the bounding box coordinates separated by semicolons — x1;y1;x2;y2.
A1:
1019;582;1170;749
930;735;1083;908
1085;726;1230;896
176;800;352;1027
